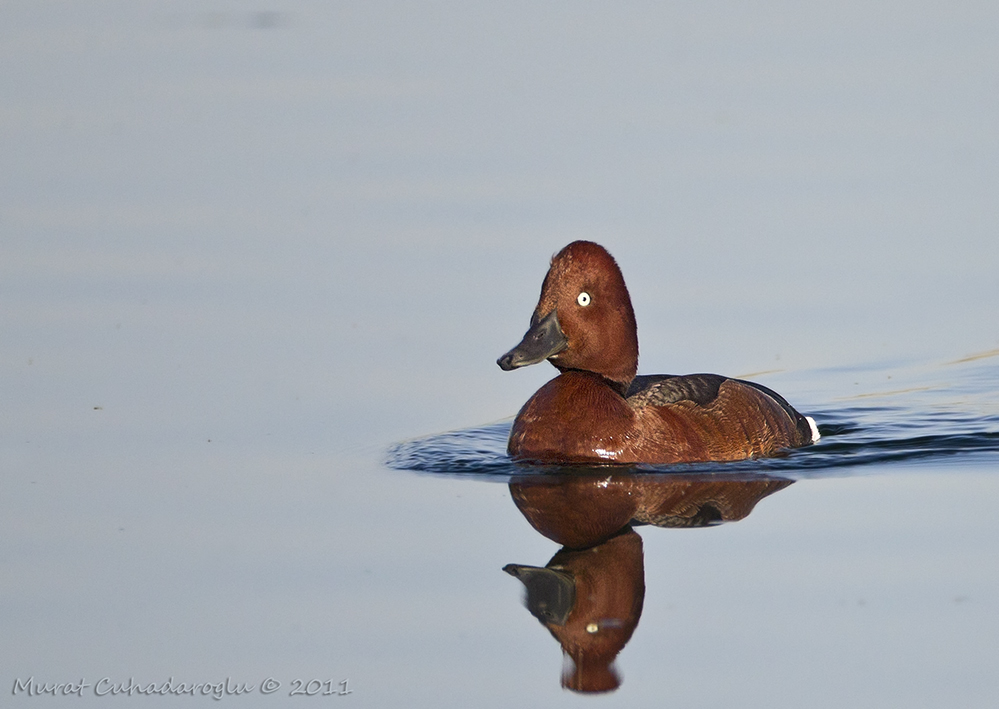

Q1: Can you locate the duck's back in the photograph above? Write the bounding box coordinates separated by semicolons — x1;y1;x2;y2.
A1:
626;374;816;463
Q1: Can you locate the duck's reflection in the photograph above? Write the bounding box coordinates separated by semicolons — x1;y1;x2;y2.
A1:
504;473;792;693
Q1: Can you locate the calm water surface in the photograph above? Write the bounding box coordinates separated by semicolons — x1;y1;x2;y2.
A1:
3;3;999;707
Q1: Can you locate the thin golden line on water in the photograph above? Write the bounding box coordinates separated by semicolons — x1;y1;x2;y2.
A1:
835;386;937;401
735;369;784;379
946;348;999;365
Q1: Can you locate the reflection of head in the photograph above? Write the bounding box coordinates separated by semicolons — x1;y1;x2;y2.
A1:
562;653;621;693
506;529;645;694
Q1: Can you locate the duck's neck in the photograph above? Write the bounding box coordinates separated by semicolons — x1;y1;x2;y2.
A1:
555;366;632;397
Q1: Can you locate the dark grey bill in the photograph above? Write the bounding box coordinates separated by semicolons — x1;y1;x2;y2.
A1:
497;309;568;371
503;563;576;626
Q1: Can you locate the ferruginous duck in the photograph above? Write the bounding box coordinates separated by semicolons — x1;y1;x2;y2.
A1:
497;241;819;464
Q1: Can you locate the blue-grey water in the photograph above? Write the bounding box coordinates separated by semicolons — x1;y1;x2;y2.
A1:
3;2;999;707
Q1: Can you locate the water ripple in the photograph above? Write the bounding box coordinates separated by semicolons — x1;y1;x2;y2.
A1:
387;356;999;479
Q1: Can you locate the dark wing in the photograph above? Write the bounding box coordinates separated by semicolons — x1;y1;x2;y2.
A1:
625;373;726;407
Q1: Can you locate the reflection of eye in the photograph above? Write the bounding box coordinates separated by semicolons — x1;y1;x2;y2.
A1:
577;292;591;307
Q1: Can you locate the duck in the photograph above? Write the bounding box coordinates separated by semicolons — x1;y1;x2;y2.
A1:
497;240;819;464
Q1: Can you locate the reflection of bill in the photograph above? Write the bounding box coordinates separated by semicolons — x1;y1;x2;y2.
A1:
504;473;792;693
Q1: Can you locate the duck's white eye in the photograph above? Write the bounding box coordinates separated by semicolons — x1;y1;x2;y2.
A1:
577;292;591;307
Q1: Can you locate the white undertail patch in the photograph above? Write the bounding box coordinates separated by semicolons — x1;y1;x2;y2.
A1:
806;416;820;442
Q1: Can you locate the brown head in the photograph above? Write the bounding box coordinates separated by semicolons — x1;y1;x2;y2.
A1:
497;241;639;390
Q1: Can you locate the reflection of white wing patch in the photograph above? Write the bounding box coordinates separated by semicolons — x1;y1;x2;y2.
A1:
806;416;820;442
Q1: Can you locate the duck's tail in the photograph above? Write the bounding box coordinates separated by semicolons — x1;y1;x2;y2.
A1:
805;416;821;443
